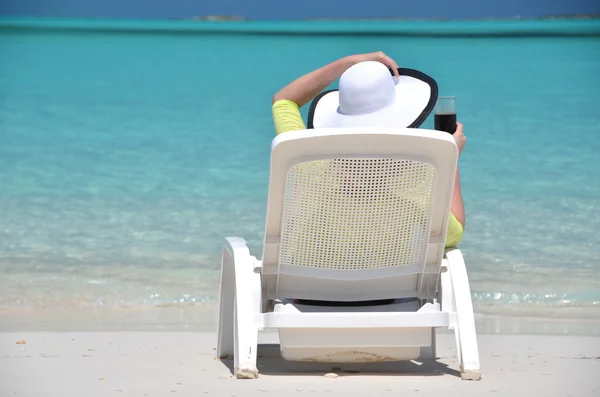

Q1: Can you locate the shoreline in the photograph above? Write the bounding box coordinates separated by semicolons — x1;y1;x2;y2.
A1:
2;306;598;336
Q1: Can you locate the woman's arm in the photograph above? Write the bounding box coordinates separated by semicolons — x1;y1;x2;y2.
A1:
272;51;399;107
451;167;465;227
450;122;467;228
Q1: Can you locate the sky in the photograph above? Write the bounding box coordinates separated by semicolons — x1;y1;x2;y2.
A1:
1;0;599;20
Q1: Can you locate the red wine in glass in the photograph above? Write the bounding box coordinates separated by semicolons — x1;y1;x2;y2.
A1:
434;96;457;134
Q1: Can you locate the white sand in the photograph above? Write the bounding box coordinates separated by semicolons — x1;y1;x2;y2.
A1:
2;331;598;396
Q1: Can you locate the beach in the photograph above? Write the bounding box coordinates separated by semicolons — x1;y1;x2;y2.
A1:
2;330;599;396
2;307;599;395
1;18;600;396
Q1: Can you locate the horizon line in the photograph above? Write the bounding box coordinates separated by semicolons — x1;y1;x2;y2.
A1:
2;13;600;22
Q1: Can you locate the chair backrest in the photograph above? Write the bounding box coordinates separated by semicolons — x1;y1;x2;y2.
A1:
261;128;458;302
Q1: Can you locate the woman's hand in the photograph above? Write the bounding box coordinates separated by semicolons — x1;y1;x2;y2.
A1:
454;122;466;155
348;51;399;76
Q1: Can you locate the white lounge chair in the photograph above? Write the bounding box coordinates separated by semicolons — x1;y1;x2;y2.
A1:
216;127;481;380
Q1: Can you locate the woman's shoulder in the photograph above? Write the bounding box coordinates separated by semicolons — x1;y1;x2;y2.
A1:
272;99;305;135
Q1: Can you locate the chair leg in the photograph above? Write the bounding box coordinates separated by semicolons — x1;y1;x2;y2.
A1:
217;245;235;359
419;328;437;360
231;240;260;379
233;300;259;379
454;323;481;380
446;249;482;381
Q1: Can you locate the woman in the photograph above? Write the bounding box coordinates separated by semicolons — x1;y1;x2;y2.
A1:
272;51;467;248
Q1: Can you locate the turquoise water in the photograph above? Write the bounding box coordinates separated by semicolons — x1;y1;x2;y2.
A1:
1;20;599;321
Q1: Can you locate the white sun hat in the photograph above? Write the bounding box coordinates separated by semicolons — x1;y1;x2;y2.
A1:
307;61;438;129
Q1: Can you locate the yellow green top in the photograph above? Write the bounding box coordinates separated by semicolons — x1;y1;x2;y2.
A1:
272;99;463;248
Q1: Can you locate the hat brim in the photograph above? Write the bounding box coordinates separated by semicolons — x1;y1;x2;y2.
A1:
307;68;438;129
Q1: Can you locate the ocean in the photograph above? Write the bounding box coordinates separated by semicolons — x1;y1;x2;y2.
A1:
1;18;599;333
